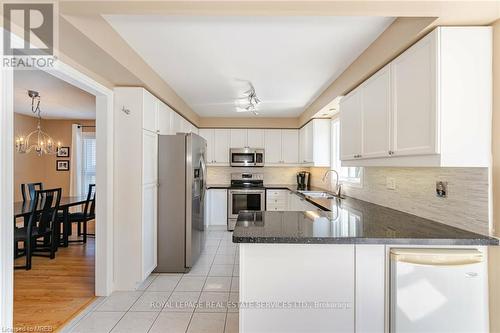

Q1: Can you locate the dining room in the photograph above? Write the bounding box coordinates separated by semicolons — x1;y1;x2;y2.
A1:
12;68;98;331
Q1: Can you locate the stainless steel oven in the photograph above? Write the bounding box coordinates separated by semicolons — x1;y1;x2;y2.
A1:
227;173;265;231
230;148;264;167
228;188;265;231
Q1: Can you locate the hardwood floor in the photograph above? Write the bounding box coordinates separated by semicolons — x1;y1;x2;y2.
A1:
14;223;95;332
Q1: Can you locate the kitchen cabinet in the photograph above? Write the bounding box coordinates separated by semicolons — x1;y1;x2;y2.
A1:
247;129;265;148
199;129;215;164
300;119;330;166
170;111;182;135
341;27;492;167
264;130;282;164
114;87;158;289
206;189;227;226
213;129;230;165
340;90;362;160
266;189;289;211
264;129;300;165
142;90;157;133
362;65;391;158
156;101;171;135
391;33;438;157
281;130;300;164
230;129;247;148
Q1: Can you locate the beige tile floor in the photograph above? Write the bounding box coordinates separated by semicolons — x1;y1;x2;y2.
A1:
64;226;239;333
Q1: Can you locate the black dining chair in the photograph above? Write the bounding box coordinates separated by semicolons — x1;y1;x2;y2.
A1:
14;188;62;270
64;184;96;244
21;182;43;202
16;182;44;258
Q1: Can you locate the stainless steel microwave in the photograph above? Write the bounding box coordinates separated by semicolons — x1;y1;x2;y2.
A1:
230;148;265;167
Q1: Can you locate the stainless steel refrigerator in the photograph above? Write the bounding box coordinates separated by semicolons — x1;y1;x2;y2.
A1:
156;133;207;272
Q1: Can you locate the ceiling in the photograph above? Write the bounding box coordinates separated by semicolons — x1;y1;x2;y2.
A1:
105;15;394;118
14;69;96;119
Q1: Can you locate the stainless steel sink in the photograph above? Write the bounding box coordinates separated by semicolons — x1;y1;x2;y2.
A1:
298;191;335;199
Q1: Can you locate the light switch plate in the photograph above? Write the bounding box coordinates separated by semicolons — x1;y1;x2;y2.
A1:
386;177;396;190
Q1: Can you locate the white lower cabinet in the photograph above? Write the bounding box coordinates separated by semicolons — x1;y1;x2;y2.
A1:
355;245;385;333
206;189;227;226
266;189;289;211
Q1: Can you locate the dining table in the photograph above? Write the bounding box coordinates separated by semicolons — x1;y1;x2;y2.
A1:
14;195;88;247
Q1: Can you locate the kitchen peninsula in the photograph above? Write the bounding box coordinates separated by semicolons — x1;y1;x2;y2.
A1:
232;195;498;332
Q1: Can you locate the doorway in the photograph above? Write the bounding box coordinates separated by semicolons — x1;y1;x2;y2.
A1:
0;60;114;330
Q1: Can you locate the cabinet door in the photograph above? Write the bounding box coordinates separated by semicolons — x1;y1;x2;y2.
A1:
142;130;158;184
213;129;230;164
170;111;182;135
180;118;191;133
264;129;282;164
199;129;215;164
142;90;157;133
281;129;299;164
391;31;438;156
247;129;264;148
362;65;391;158
209;189;227;226
230;129;247;148
312;119;330;166
302;122;314;163
142;183;157;278
157;101;170;135
340;89;362;160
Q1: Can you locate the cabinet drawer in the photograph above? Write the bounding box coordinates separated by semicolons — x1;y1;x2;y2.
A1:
267;198;287;205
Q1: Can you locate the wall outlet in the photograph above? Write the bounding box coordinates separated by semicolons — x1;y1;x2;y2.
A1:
386;177;396;190
436;181;448;198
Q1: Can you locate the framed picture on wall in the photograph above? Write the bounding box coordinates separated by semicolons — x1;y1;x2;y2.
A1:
56;160;70;171
57;146;70;157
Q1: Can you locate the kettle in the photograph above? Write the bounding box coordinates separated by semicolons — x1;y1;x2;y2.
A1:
296;171;310;190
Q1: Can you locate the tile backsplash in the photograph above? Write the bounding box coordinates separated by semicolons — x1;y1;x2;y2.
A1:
310;167;490;235
207;166;308;185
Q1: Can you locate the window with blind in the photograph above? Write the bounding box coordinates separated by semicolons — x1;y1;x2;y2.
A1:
81;133;96;195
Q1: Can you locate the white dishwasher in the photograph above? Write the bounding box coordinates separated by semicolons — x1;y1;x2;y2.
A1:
390;248;488;333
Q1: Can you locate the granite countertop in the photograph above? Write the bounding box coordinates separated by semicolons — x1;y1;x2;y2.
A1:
232;196;499;246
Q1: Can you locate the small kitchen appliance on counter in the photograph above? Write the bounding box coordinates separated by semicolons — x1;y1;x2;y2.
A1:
296;171;310;190
227;173;265;231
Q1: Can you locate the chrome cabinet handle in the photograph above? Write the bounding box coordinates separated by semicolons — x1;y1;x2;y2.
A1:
388;150;394;156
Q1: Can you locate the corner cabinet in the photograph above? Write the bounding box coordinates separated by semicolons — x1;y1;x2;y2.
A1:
340;27;492;167
114;87;160;290
300;119;331;167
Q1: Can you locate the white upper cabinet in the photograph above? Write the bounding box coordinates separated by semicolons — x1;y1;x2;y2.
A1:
340;27;492;167
340;90;362;160
247;129;265;148
213;129;230;164
199;129;215;164
264;129;282;164
281;130;299;164
157;101;171;135
361;65;391;159
230;129;247;148
300;119;330;166
391;32;438;157
264;129;299;165
142;90;158;133
170;111;182;135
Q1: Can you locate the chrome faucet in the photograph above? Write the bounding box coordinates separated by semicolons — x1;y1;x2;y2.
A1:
322;169;343;198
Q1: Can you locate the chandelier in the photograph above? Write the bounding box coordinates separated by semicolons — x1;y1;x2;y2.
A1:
236;83;261;116
15;90;61;156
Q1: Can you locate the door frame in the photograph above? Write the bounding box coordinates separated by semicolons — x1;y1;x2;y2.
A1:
0;60;114;328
